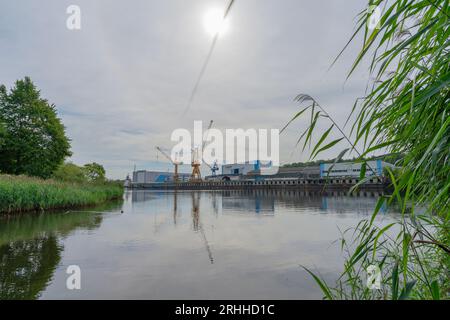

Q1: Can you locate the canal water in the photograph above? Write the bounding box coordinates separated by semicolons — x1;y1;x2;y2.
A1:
0;190;397;299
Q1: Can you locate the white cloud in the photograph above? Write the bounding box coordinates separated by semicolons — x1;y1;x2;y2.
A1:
0;0;372;179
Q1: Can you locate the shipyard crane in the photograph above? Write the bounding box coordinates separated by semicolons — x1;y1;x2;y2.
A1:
190;120;214;181
199;120;219;177
203;160;219;176
156;146;182;182
190;146;202;181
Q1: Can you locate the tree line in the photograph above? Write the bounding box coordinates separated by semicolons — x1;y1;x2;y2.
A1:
0;77;106;183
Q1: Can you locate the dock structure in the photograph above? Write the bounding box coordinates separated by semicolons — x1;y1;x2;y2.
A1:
129;176;388;192
128;161;395;192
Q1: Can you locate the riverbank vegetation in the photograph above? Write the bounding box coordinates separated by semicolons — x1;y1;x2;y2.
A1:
286;0;449;299
0;78;123;214
0;174;123;214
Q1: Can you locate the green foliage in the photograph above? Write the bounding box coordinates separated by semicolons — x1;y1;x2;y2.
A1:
52;162;88;184
0;77;71;178
285;0;449;299
0;174;123;214
0;121;5;153
282;159;330;168
53;162;107;184
282;153;399;168
83;162;106;182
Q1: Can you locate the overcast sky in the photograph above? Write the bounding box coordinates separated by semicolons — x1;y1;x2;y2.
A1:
0;0;375;179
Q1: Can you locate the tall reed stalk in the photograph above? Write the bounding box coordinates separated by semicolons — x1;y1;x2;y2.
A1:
285;0;449;299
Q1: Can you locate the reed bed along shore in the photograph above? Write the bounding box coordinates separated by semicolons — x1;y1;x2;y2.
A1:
0;174;123;214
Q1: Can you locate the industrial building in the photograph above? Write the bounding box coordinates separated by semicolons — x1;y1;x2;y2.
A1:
320;160;395;178
129;160;394;189
206;160;394;182
221;161;262;176
132;170;190;184
265;166;320;179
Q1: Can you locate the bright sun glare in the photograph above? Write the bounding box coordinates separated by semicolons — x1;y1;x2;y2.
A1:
203;8;229;36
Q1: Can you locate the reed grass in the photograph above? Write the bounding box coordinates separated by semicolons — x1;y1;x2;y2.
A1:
0;174;123;214
285;0;449;299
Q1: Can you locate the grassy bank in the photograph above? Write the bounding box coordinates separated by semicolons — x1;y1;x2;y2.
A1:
0;174;123;214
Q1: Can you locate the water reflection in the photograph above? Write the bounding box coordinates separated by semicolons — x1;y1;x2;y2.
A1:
219;189;386;215
0;191;394;299
0;201;121;300
191;192;214;264
128;190;388;273
130;189;386;216
0;236;62;300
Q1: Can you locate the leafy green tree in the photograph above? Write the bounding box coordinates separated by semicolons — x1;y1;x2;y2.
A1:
52;162;107;184
0;92;7;159
0;121;5;155
52;162;87;184
83;162;106;182
0;77;71;178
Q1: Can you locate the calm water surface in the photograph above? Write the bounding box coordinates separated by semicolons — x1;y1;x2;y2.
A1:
0;190;397;299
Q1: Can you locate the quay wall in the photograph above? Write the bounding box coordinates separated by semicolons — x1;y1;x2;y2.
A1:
130;177;388;192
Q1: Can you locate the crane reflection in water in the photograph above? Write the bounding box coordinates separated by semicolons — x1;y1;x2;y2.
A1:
131;189;387;267
0;190;390;299
190;192;214;264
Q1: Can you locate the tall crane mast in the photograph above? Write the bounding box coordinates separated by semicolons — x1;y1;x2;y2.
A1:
156;146;181;183
190;120;214;182
202;120;219;176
